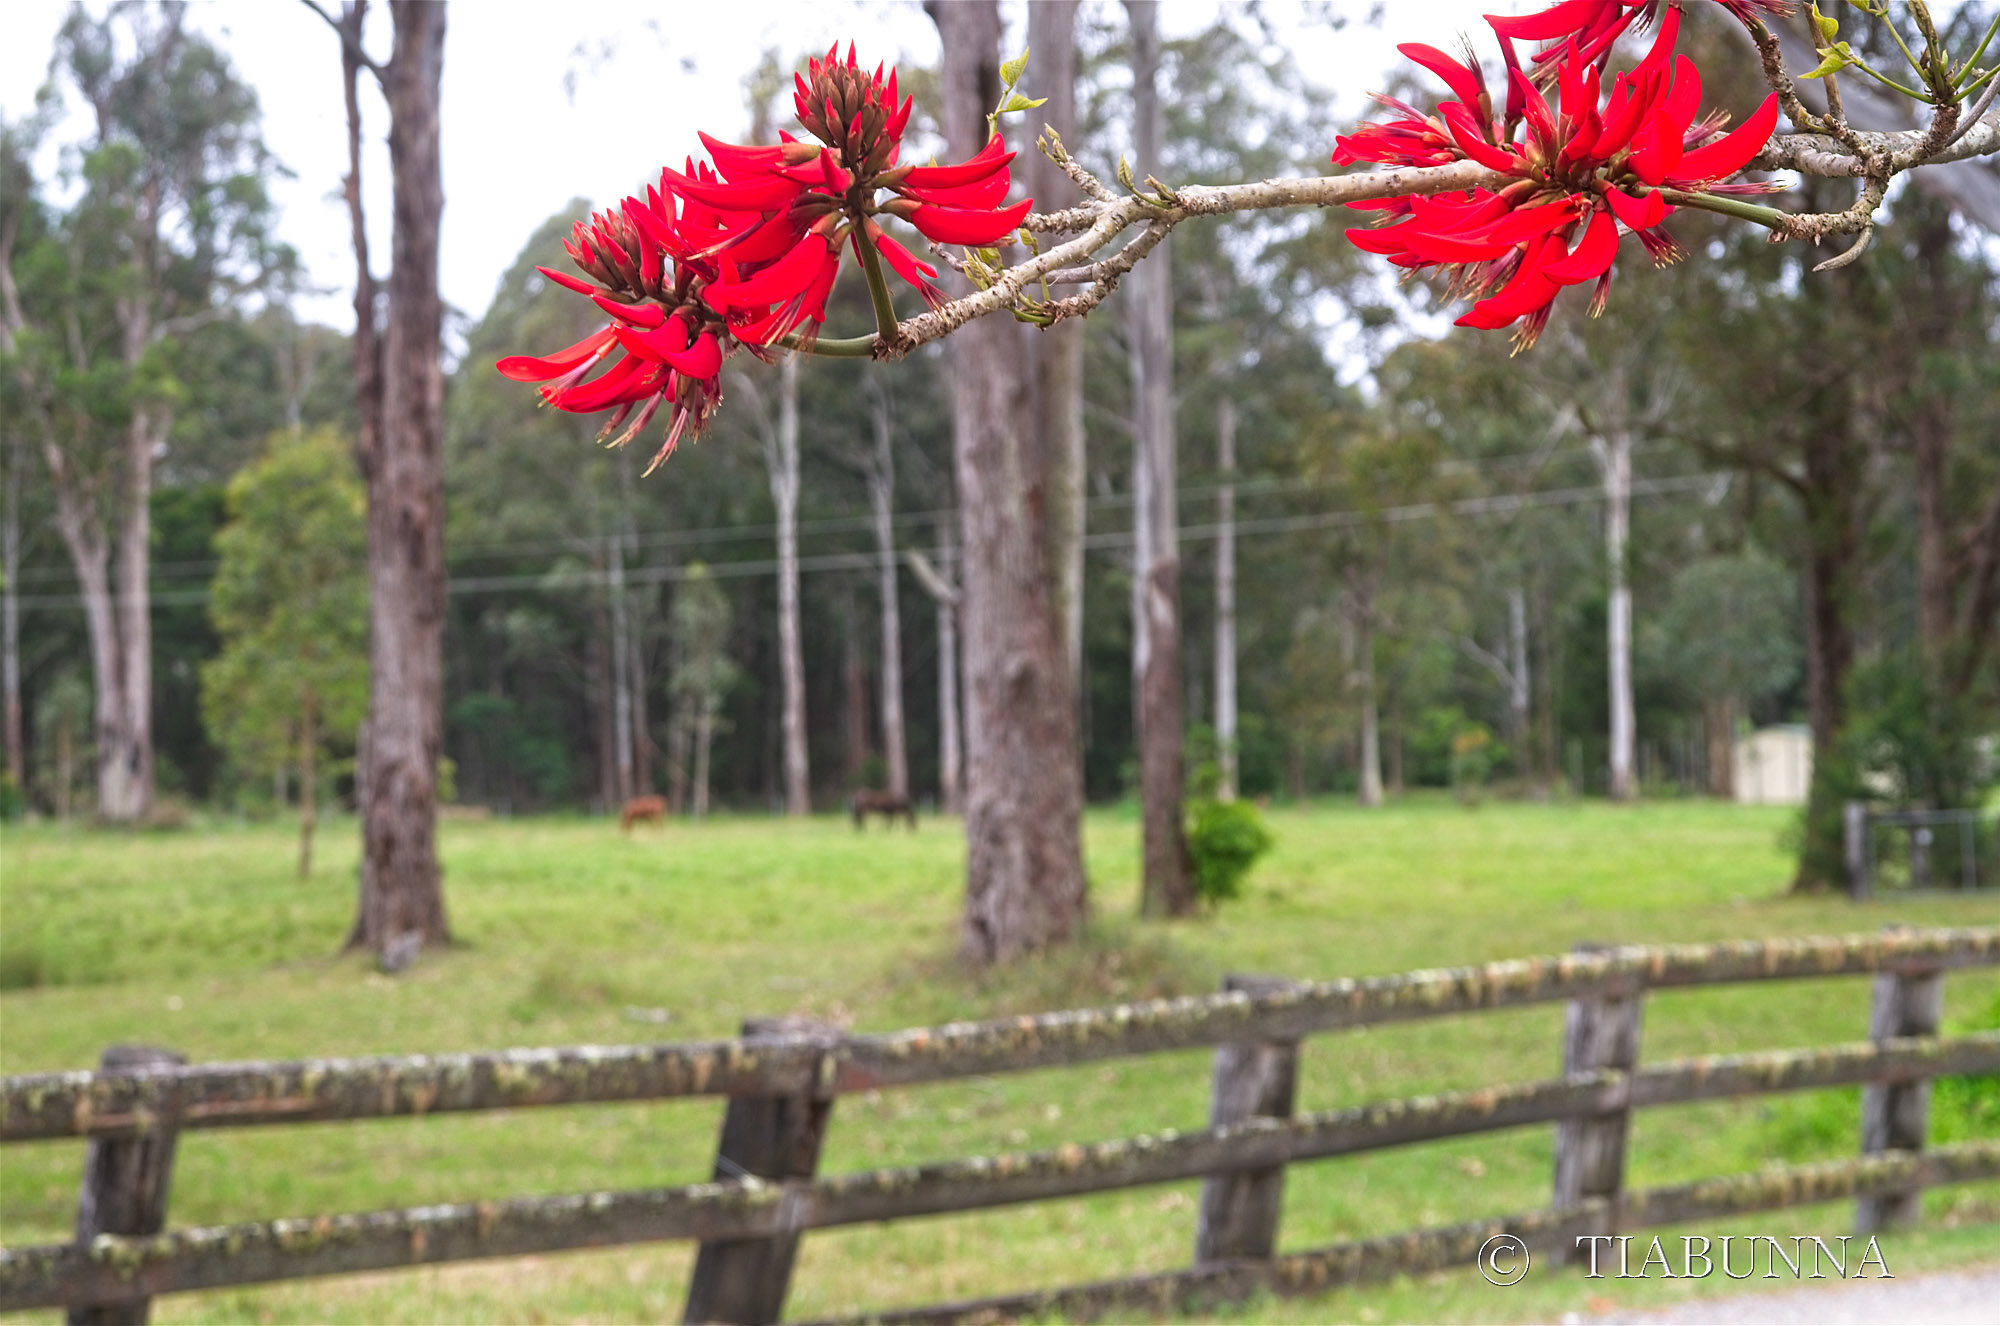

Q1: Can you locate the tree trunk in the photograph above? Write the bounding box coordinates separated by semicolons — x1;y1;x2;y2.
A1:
107;402;158;822
3;431;22;793
866;393;909;801
1028;0;1086;698
1507;585;1531;767
771;355;809;815
1352;567;1383;808
693;704;713;819
931;0;1088;963
1703;694;1734;799
842;582;869;789
1214;399;1238;803
1127;0;1193;918
630;611;652;796
665;612;689;815
937;536;963;814
1592;432;1636;802
55;709;73;823
609;533;634;803
344;0;450;957
298;684;317;879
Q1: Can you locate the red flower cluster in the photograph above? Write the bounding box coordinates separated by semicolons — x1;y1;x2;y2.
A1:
1336;1;1784;349
498;44;1032;472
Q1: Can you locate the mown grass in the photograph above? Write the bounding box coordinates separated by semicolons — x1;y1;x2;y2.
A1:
1;798;1996;1324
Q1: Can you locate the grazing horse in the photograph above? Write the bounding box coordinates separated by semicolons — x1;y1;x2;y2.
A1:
620;795;668;832
851;789;916;831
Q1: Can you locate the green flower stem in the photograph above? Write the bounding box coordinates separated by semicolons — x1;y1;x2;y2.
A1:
1654;187;1793;230
781;332;880;358
851;226;903;344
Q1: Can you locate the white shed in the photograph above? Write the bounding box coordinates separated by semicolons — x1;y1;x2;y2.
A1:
1733;725;1813;805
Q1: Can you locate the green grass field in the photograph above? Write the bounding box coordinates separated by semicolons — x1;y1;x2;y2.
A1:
2;798;1997;1324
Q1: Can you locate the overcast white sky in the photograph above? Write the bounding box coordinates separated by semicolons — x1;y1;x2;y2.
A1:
0;0;1511;333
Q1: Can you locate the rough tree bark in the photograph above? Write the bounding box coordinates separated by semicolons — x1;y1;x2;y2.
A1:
1590;430;1636;802
331;0;451;957
1214;399;1237;802
1350;564;1383;808
863;384;908;801
2;428;22;793
1028;0;1086;697
929;0;1088;962
842;581;869;790
770;357;809;815
937;537;962;814
1703;695;1735;799
609;531;634;803
1127;0;1194;916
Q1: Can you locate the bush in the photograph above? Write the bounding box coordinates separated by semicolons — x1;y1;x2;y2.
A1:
1185;798;1275;905
0;770;21;820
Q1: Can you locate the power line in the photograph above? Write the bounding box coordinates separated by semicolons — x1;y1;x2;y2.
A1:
12;438;1640;586
13;471;1727;611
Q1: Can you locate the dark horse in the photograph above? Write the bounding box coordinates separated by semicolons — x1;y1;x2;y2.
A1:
851;789;916;831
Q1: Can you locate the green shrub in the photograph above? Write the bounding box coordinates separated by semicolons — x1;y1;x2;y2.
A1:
1185;798;1275;905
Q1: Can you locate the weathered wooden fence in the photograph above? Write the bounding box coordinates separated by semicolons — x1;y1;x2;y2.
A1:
3;927;1997;1324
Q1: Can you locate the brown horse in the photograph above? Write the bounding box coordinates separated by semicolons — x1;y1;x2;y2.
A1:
851;789;916;831
620;795;668;832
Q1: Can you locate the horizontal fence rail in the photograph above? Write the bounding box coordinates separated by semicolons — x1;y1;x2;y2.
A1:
806;1146;2000;1326
3;925;1996;1322
3;1035;1995;1313
7;927;1996;1144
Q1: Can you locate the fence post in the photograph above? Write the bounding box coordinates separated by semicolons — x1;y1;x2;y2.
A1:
1194;975;1300;1264
1845;802;1871;900
1857;944;1944;1233
682;1018;837;1326
70;1045;186;1326
1551;945;1643;1264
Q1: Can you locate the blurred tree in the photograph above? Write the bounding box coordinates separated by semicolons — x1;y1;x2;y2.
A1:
0;5;284;822
203;430;368;877
671;563;738;818
313;0;452;958
1649;551;1799;797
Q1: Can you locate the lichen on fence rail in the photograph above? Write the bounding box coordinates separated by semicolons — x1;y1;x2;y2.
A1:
7;927;1995;1144
800;1146;2000;1326
4;1037;1994;1313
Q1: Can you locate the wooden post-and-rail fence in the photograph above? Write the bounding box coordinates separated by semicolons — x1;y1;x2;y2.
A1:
2;927;1998;1324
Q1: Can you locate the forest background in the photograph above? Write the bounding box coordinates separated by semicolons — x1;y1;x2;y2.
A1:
2;0;1996;896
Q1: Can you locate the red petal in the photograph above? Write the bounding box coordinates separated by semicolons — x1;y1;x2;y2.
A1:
1458;238;1561;329
698;131;783;176
592;294;666;328
1672;95;1778;183
547;352;652;412
1398;43;1485;112
1469;197;1581;246
1629;111;1683;185
1604;187;1670;231
701;234;837;311
1441;103;1519;171
535;265;599;297
900;135;1015;188
663;167;802;213
611;319;691;363
896;168;1013;210
870;224;939;284
1485;0;1609;41
909;197;1032;246
1543;209;1618;284
1344;225;1415;257
495;327;615;382
662;330;722;380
